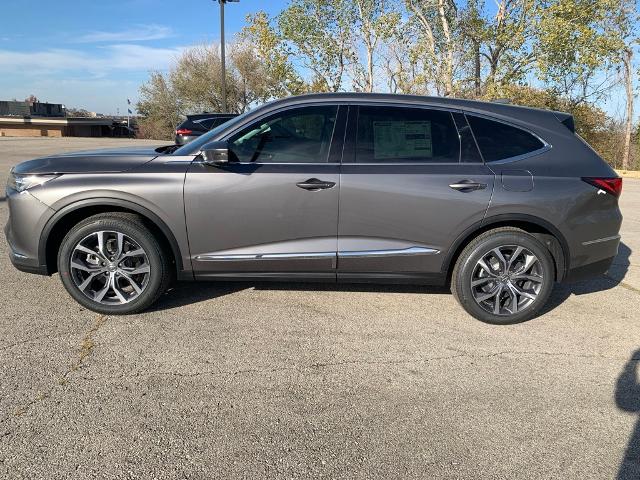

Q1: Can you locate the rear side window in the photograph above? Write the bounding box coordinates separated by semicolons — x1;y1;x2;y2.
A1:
467;115;544;162
196;118;219;130
356;106;460;163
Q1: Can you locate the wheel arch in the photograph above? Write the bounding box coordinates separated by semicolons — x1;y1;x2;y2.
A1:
40;198;185;276
443;214;569;283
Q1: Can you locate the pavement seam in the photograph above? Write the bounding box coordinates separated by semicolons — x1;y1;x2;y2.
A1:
9;315;108;419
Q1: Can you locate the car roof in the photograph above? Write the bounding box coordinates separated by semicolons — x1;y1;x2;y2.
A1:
186;113;236;120
259;92;570;130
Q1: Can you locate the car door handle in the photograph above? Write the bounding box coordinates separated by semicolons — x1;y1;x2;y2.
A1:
296;178;336;191
449;180;487;192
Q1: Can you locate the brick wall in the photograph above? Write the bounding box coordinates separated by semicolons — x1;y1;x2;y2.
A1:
0;124;65;137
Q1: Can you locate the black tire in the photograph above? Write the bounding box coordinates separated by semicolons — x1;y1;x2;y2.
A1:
451;227;555;324
57;213;172;315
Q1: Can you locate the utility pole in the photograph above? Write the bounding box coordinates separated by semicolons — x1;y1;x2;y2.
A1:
216;0;239;113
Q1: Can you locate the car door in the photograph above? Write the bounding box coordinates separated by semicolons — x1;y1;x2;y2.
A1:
337;104;495;282
184;104;346;280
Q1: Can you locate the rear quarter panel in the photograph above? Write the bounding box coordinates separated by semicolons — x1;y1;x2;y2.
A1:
488;152;622;273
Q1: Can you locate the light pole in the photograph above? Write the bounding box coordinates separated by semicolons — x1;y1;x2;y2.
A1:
216;0;239;113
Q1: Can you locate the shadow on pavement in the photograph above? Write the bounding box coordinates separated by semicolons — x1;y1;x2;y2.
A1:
616;349;640;479
150;280;448;312
541;241;632;315
150;242;631;318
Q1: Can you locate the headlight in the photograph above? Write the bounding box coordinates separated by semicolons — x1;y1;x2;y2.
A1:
7;169;60;193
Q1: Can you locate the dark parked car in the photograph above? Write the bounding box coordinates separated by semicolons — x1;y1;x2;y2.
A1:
175;113;236;145
5;93;622;324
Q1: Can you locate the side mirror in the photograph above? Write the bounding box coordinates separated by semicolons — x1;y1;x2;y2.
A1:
200;140;230;165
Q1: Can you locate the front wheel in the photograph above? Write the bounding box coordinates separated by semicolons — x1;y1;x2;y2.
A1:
57;213;172;315
451;227;555;324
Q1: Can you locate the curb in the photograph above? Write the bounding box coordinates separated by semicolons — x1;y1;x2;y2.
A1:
615;170;640;179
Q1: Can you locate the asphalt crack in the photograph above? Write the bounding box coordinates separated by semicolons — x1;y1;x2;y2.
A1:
0;329;80;352
603;274;640;294
76;349;636;383
12;315;108;418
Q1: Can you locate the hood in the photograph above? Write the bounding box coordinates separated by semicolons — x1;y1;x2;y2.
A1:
12;145;171;175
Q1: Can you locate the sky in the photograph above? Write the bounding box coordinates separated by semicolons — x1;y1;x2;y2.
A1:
0;0;288;115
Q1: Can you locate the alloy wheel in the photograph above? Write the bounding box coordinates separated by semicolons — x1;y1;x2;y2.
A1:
69;230;150;305
470;244;544;316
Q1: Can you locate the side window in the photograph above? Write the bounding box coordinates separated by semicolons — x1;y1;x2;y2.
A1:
196;118;218;130
356;106;460;163
467;115;545;162
229;106;338;163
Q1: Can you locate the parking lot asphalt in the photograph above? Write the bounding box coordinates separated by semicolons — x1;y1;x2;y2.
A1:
0;137;639;479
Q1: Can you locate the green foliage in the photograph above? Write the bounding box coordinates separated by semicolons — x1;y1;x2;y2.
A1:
536;0;620;103
137;72;181;140
240;12;307;98
277;0;354;91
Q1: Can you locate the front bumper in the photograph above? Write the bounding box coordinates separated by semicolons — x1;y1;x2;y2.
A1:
4;188;55;276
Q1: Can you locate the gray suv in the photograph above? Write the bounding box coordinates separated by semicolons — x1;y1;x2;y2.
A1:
5;93;622;324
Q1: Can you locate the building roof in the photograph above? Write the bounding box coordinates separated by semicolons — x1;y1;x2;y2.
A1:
0;116;114;126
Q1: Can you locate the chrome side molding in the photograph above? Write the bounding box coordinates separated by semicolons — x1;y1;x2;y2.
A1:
581;235;621;246
338;246;439;257
195;246;439;261
196;252;336;261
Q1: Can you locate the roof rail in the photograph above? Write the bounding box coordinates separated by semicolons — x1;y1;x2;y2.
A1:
491;98;512;104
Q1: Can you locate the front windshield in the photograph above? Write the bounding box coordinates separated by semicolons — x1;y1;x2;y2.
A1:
172;110;254;155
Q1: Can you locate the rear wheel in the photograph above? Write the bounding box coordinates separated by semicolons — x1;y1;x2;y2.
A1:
451;228;555;324
57;213;171;314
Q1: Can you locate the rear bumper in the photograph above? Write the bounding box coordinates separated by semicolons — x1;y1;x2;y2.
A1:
563;255;615;283
563;230;620;282
175;134;201;145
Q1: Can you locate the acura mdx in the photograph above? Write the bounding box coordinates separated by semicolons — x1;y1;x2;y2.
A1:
5;93;622;324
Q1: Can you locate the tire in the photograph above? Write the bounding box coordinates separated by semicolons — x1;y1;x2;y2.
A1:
451;227;555;325
57;213;172;315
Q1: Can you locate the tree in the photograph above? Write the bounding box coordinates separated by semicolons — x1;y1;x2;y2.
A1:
136;39;303;140
608;0;638;170
137;71;181;140
66;108;94;118
277;0;353;91
535;0;620;106
405;0;460;96
240;12;307;97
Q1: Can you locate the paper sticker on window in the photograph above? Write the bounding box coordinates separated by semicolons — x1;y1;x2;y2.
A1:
373;121;432;159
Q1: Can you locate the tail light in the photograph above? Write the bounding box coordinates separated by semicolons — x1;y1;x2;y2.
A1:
582;177;622;197
176;128;192;135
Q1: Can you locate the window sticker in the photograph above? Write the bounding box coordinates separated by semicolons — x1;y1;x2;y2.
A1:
373;120;432;159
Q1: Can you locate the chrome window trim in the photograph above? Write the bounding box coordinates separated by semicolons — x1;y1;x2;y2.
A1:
342;162;468;167
463;112;552;165
479;145;552;165
204;162;339;167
